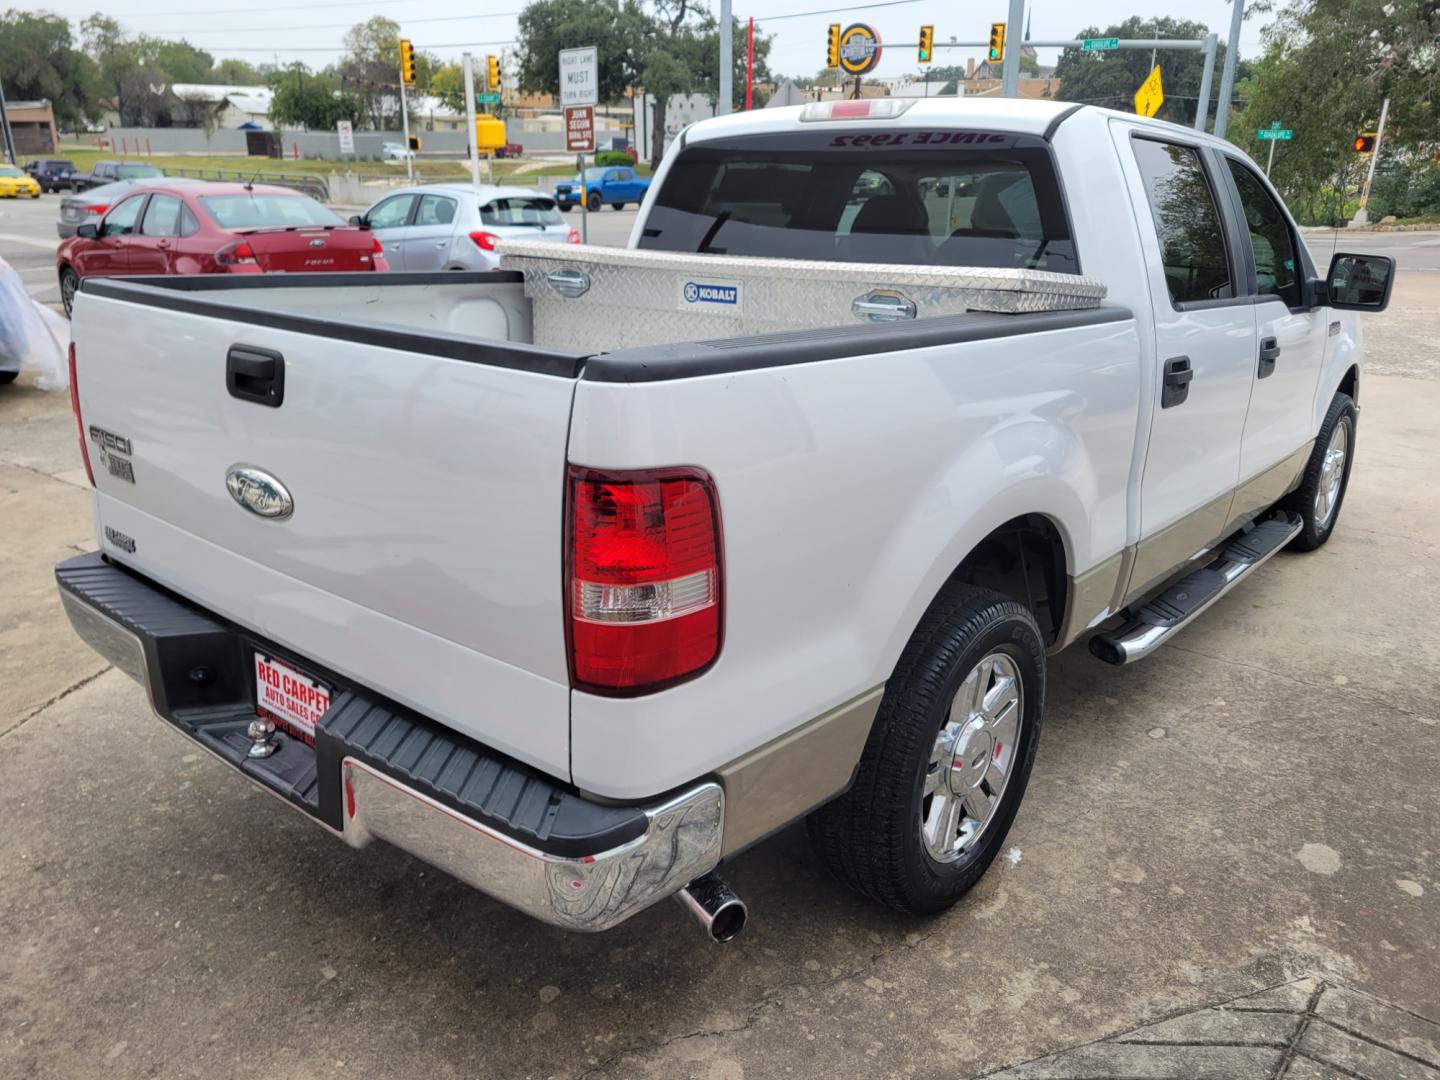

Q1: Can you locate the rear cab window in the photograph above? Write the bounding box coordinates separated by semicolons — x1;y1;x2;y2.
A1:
481;197;563;227
637;129;1077;272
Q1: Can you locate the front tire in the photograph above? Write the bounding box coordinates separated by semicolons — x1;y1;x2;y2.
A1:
586;192;601;212
611;202;624;210
1284;392;1356;551
808;584;1045;914
59;266;79;319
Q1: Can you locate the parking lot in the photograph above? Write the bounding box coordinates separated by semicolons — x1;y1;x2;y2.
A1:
2;195;1439;1078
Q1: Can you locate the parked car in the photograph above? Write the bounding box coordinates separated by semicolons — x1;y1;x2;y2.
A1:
56;177;208;239
554;166;650;212
355;184;577;271
58;98;1394;942
494;142;525;159
381;142;411;161
23;158;78;193
70;160;164;193
0;165;41;199
56;181;386;316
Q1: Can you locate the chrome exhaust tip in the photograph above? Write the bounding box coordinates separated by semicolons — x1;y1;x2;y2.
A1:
674;872;747;943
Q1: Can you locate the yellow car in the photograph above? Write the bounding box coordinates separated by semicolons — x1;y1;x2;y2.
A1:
0;165;42;198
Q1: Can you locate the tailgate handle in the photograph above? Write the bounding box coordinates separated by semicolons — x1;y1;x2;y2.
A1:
226;345;285;407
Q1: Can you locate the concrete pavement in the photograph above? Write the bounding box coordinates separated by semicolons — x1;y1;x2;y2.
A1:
1;234;1437;1080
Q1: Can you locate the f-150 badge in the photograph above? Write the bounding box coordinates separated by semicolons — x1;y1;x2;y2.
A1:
225;465;294;520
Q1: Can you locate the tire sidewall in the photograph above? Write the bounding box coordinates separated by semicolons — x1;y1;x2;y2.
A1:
902;608;1045;908
1293;395;1357;549
1314;405;1356;545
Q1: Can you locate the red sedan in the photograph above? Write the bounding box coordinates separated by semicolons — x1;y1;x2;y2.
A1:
56;181;388;317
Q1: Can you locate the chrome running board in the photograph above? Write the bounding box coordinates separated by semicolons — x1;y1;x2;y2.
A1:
1090;512;1304;665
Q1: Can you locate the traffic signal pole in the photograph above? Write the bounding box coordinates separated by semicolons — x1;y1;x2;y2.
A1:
1000;0;1024;98
1213;0;1244;139
1194;34;1217;131
719;0;733;116
1353;96;1390;228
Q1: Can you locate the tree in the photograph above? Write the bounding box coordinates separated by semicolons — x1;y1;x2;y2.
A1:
1235;0;1439;224
0;11;103;128
337;16;437;129
430;62;468;116
153;41;214;85
1054;16;1232;128
213;58;263;85
268;64;360;131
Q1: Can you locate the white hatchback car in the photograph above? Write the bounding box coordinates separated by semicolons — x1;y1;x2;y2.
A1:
356;184;579;271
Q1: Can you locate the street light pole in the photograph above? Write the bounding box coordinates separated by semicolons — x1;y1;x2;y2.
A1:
0;79;17;166
719;0;733;117
1213;0;1244;139
462;53;480;188
1194;33;1217;131
1352;96;1390;227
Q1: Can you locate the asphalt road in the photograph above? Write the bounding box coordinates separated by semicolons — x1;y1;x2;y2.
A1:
2;190;1438;1080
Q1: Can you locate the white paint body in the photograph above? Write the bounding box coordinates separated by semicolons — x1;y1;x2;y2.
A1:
71;99;1362;801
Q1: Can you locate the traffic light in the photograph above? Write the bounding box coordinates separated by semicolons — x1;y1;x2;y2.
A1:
399;39;416;86
407;134;421;152
988;22;1006;63
918;25;934;64
826;24;841;68
1353;133;1376;153
486;54;501;90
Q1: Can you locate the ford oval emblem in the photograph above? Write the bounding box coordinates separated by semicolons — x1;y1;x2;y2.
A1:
225;465;293;520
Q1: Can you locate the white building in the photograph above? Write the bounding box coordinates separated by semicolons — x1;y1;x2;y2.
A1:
170;84;275;129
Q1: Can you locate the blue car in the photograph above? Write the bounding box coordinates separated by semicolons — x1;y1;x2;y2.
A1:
554;166;650;212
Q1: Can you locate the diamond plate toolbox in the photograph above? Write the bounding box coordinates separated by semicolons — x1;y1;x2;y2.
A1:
499;242;1108;352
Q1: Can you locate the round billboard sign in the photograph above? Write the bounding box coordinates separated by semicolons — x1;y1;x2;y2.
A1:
838;23;883;76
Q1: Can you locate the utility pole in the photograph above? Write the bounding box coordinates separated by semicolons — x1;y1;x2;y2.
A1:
719;0;733;117
1000;0;1025;97
0;78;17;166
462;52;480;187
1213;0;1244;139
1352;96;1389;228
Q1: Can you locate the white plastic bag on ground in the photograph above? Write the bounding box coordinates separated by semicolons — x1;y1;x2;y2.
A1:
0;256;69;392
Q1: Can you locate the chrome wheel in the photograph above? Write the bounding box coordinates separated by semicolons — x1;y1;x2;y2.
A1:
920;652;1023;863
1314;421;1348;528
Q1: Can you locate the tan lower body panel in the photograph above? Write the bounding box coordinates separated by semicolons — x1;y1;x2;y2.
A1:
1056;549;1129;651
1225;442;1312;532
716;687;883;856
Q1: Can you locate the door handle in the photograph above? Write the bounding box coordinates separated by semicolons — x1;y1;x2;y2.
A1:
1258;337;1280;379
226;345;285;407
1161;355;1193;409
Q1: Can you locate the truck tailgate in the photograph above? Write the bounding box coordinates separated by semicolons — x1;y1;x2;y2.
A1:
72;286;578;779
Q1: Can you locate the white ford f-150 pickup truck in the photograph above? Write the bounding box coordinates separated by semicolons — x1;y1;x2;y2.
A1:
57;98;1394;942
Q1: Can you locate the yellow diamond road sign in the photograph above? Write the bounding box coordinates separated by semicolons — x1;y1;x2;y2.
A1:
1134;65;1164;118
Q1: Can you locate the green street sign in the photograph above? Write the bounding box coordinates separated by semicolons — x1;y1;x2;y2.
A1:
476;92;501;104
1082;37;1120;51
1256;128;1293;140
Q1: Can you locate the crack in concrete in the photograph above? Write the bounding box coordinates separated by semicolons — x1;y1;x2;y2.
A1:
3;665;112;739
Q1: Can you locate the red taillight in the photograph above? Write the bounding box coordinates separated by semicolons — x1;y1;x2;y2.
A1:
468;230;500;251
68;343;94;486
567;466;723;694
85;204;109;215
216;240;257;266
372;236;384;254
566;229;581;245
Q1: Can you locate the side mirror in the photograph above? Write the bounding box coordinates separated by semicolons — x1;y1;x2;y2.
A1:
76;222;99;239
349;214;365;227
1324;252;1395;312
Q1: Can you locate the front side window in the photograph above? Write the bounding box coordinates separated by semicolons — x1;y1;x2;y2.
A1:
366;194;416;229
141;194;183;237
102;195;146;237
1132;138;1233;306
638;131;1077;272
1225;159;1301;308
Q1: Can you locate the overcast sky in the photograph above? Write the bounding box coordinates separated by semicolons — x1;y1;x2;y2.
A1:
39;0;1272;84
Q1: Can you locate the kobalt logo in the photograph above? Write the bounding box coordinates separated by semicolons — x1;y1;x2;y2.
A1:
683;282;738;305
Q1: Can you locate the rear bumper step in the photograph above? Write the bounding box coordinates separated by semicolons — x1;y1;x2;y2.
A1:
54;552;724;932
1090;512;1303;665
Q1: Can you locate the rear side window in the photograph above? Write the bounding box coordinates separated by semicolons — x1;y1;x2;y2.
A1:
416;194;457;226
481;197;563;227
1131;138;1233;306
1224;159;1301;308
141;194;183;237
638;131;1077;272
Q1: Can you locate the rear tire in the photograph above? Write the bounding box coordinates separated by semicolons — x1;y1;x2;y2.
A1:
560;205;573;213
611;202;624;210
807;584;1044;915
1283;392;1356;551
0;370;19;384
586;192;601;212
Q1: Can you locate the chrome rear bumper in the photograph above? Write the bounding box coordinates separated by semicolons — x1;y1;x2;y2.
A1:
56;552;725;933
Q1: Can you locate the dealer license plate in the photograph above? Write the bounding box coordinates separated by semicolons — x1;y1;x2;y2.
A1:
254;652;331;744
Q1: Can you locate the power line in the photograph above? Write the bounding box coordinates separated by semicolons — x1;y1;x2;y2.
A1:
753;0;926;23
156;39;517;53
157;11;523;35
116;0;443;17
